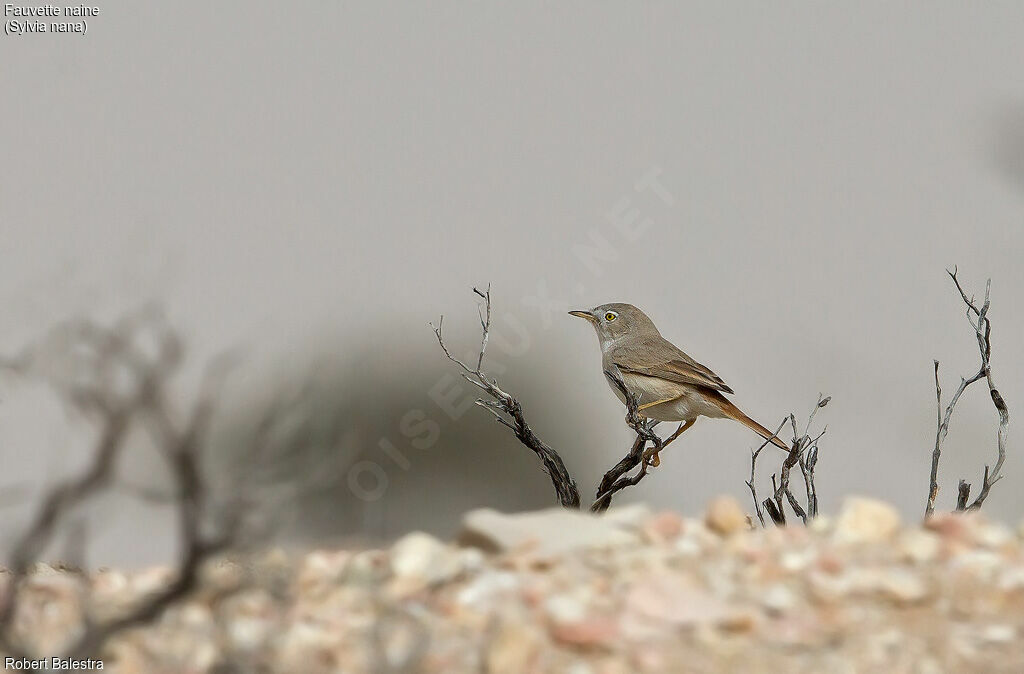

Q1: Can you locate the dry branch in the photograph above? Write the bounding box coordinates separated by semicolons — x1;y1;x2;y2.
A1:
925;268;1010;518
433;287;580;509
433;288;679;512
0;310;250;664
748;395;829;527
591;372;664;513
746;419;788;527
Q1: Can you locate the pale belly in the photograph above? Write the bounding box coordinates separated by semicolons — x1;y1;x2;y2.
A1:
607;371;727;422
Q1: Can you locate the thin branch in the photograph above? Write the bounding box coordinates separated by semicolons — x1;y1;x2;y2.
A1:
748;396;828;528
432;291;580;508
589;374;667;512
956;480;971;511
474;285;491;371
766;474;785;525
746;419;787;527
591;371;664;513
591;435;647;513
925;270;1009;517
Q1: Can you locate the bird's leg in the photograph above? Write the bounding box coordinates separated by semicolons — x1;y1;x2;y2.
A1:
647;419;696;467
637;395;682;412
627;395;682;426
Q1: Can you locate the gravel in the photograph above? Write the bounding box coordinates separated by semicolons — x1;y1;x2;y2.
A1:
3;496;1024;673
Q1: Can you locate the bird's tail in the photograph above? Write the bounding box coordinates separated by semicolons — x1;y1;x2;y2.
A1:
715;395;789;451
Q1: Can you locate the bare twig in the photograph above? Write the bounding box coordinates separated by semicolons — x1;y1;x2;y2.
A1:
748;396;829;527
765;473;785;526
591;371;664;512
432;288;580;508
956;480;971;511
925;268;1009;517
591;435;647;513
746;419;787;527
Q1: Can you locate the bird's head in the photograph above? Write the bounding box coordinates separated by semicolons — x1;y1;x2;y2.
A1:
568;303;658;343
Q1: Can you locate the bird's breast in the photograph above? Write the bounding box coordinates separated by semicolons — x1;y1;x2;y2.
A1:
604;371;724;422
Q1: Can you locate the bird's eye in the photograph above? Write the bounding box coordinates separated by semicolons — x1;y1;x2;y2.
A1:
605;312;617;322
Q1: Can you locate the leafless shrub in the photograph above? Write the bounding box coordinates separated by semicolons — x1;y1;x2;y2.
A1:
925;268;1010;518
746;395;829;527
0;307;297;665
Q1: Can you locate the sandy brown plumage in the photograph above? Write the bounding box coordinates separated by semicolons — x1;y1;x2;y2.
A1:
571;303;787;452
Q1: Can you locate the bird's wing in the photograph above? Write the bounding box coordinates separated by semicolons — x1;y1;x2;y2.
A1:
611;336;735;395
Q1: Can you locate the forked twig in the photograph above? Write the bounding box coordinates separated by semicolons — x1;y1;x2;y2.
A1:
749;396;829;527
746;419;787;527
433;287;580;508
925;268;1009;518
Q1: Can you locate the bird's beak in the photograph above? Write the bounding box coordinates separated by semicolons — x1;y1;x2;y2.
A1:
568;310;597;323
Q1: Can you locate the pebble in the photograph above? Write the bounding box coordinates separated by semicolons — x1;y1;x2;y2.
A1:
486;620;543;674
760;583;798;613
833;497;901;544
980;623;1016;643
897;529;941;564
705;495;749;536
389;532;463;589
643;510;684;541
2;499;1022;673
875;569;930;604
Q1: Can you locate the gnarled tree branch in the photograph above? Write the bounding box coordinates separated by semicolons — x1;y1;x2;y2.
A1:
433;287;580;508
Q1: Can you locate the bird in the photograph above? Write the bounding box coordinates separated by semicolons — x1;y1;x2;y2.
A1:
570;303;787;464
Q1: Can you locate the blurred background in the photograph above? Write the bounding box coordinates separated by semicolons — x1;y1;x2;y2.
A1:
1;2;1022;567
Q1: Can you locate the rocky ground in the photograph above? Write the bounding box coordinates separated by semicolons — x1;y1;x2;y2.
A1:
3;497;1024;673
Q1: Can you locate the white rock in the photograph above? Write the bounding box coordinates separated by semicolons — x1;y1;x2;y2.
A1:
897;530;941;564
876;569;929;603
674;536;703;557
545;592;589;624
390;532;463;585
459;508;639;557
780;549;816;572
761;584;798;613
997;565;1024;591
565;662;596;674
950;550;1003;581
808;570;855;603
809;515;833;534
602;502;654;529
974;522;1014;548
980;624;1016;643
833;497;901;544
456;570;520;607
624;575;742;628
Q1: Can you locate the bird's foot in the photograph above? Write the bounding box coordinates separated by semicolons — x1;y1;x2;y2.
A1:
642;447;661;468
